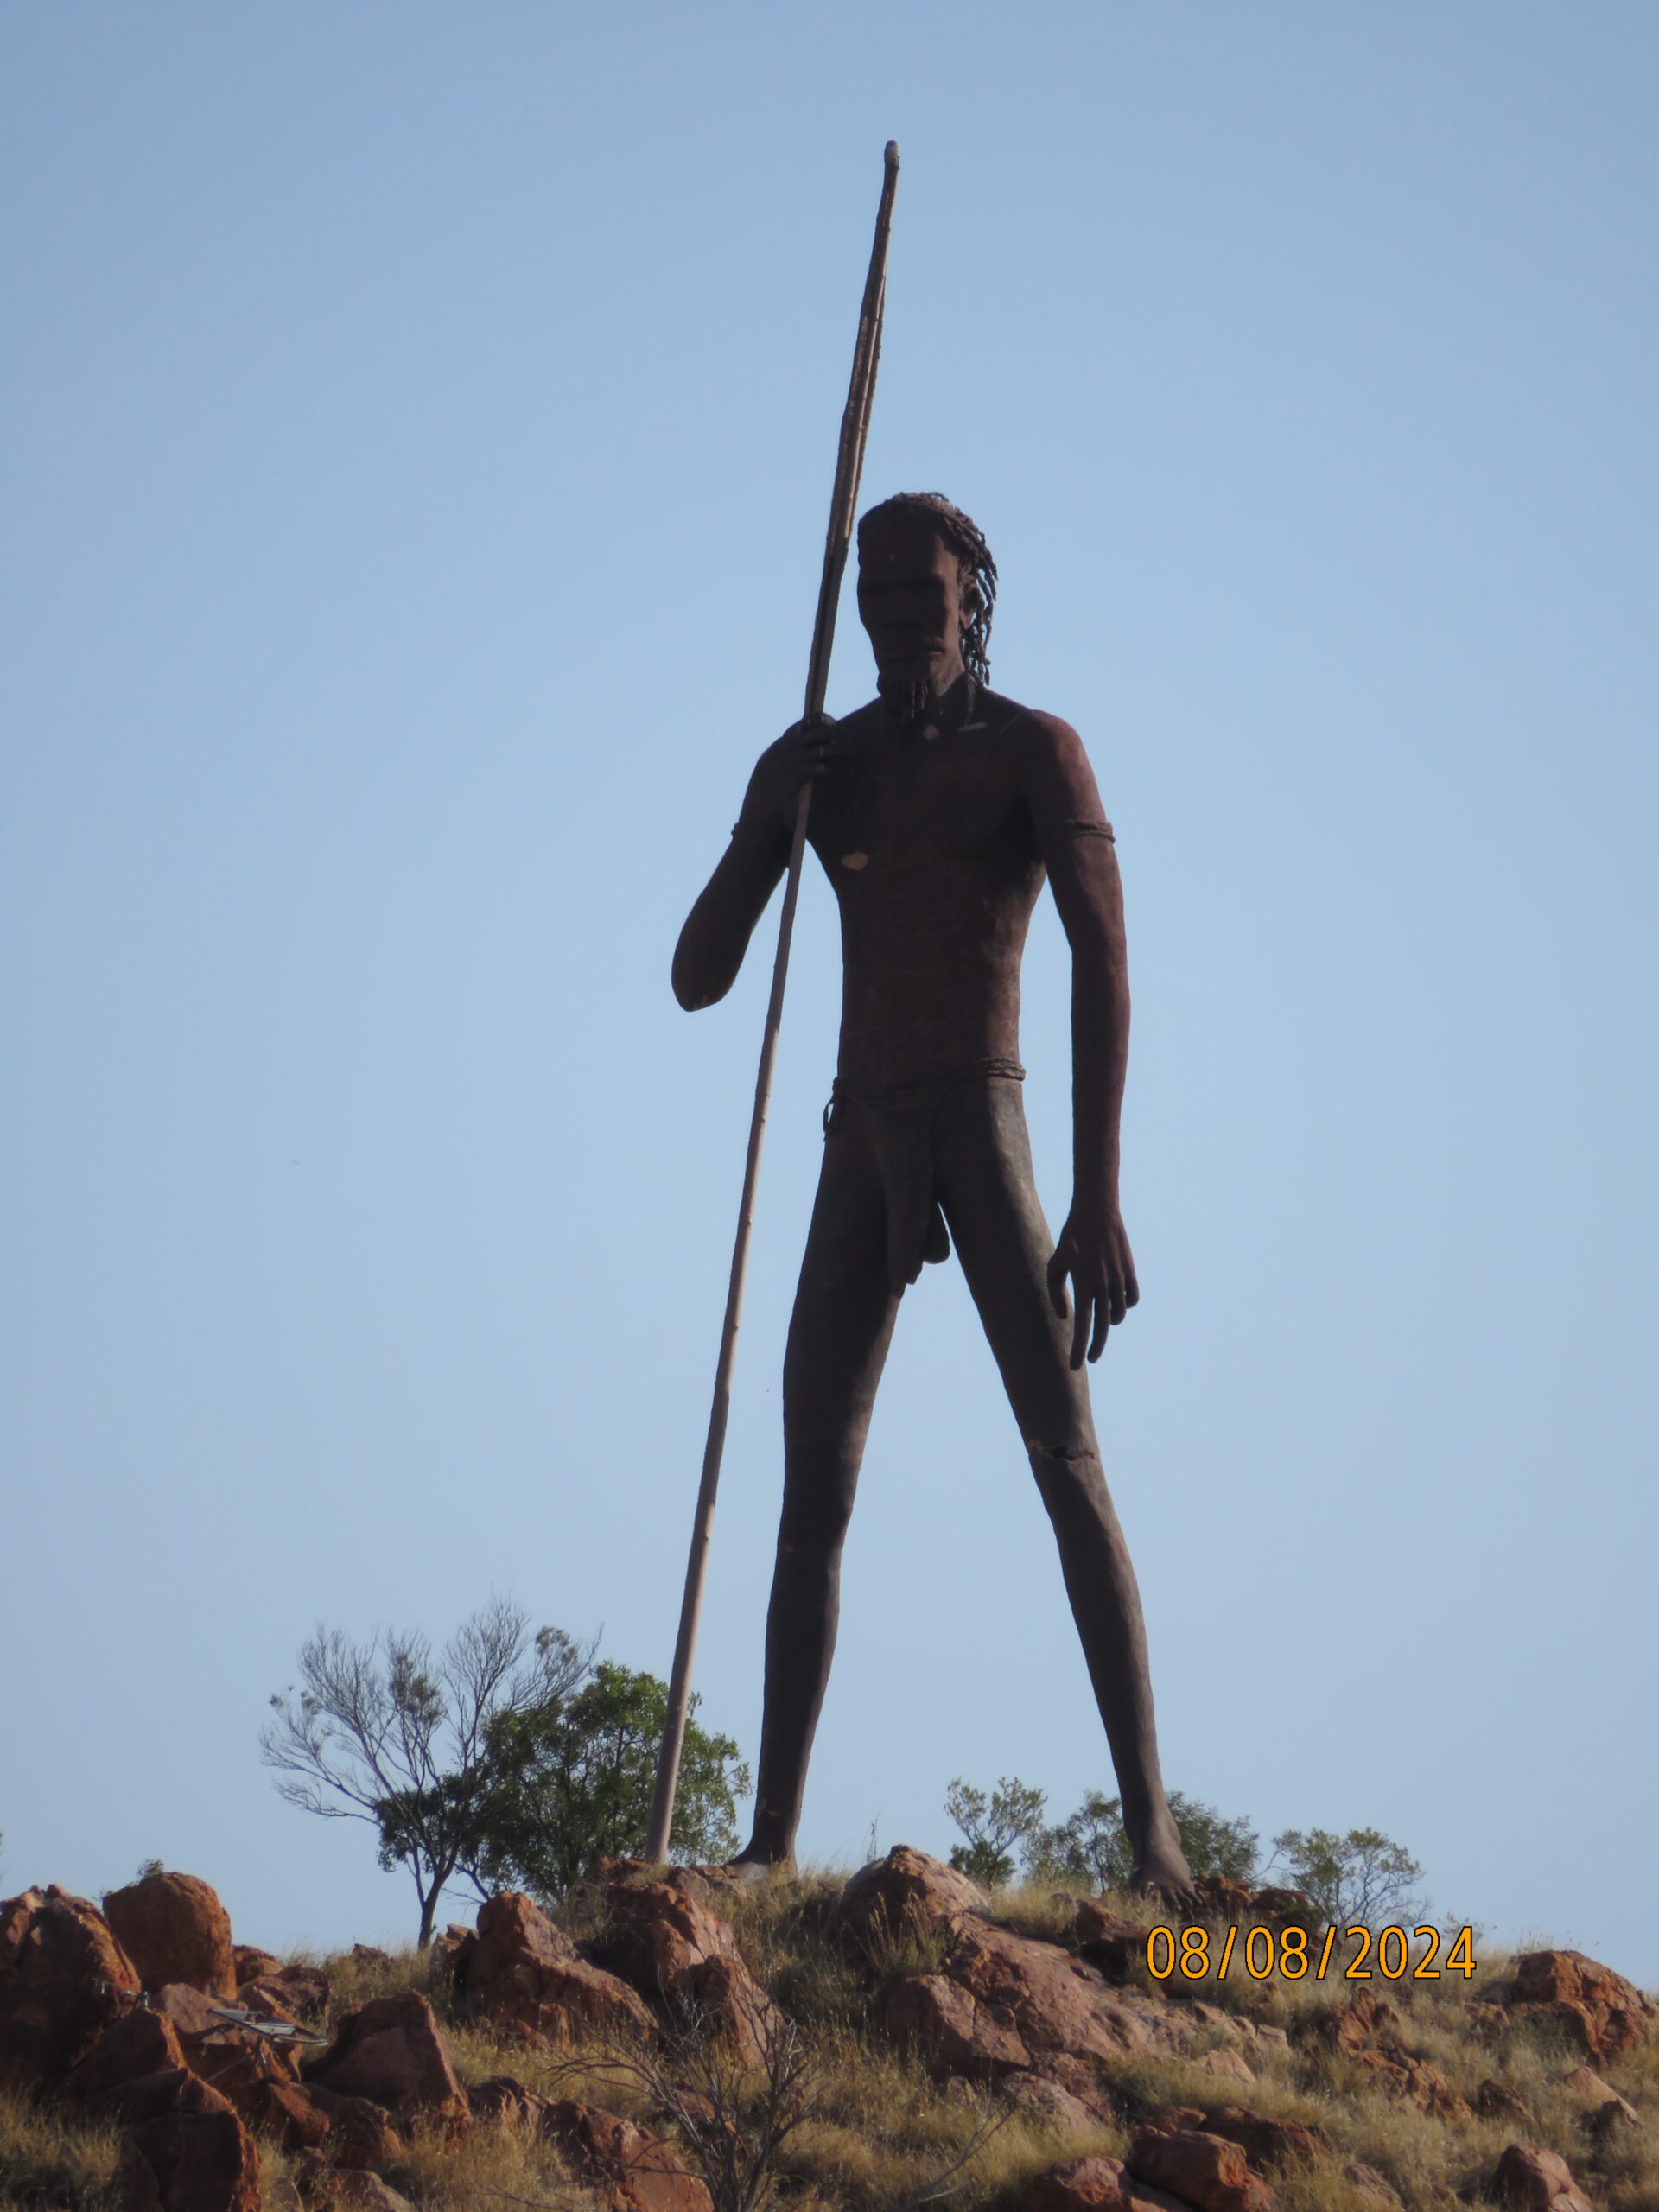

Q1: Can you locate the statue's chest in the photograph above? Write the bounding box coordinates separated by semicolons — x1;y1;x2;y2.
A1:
811;734;1025;880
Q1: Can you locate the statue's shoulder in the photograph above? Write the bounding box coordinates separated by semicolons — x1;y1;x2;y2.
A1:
976;688;1085;755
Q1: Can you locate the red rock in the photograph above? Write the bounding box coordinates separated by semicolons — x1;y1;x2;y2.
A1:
1197;2047;1255;2083
1001;2072;1103;2133
331;2178;413;2212
1243;1887;1316;1922
542;2098;713;2212
1493;2143;1597;2211
240;1964;331;2020
152;1982;302;2113
1562;2065;1641;2133
832;1847;985;1952
117;2106;262;2212
303;1991;469;2142
1128;2126;1278;2212
1026;2154;1189;2211
886;1972;1032;2079
1190;2107;1325;2172
1067;1901;1145;1978
302;2086;407;2171
429;1924;476;1983
471;2075;550;2131
601;1872;781;2062
1509;1949;1656;2063
232;1948;283;1985
1313;1991;1471;2119
105;1876;238;2001
241;2080;337;2153
0;1884;143;2093
943;1921;1159;2068
62;2009;192;2105
464;1892;655;2046
1476;2080;1534;2126
1187;1878;1256;1923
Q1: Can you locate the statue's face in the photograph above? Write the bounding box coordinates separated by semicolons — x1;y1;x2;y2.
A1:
856;512;966;695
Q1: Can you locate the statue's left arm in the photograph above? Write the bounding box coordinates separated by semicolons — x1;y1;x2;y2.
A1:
1019;711;1141;1367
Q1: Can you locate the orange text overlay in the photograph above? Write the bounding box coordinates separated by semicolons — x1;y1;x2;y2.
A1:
1145;1924;1478;1983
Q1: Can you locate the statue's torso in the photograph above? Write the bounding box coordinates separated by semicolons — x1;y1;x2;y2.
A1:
806;687;1046;1086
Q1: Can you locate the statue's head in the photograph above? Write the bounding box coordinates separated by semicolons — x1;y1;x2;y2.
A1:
856;493;997;715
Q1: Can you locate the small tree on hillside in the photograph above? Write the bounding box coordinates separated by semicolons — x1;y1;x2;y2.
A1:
262;1599;594;1945
468;1661;751;1902
1027;1790;1261;1891
1267;1827;1424;1923
944;1777;1047;1888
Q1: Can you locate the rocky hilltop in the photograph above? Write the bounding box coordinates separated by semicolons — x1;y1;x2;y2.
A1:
3;1852;1656;2212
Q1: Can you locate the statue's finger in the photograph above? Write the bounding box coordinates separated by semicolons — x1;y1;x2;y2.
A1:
1088;1300;1110;1363
1069;1287;1090;1370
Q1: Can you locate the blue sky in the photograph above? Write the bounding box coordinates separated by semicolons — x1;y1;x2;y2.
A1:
3;3;1656;1981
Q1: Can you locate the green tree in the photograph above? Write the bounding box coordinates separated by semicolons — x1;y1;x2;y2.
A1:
1266;1827;1424;1923
1026;1791;1261;1891
944;1777;1047;1888
262;1599;594;1945
469;1661;751;1902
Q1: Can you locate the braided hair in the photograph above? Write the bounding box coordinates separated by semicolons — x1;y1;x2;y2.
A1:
859;492;999;685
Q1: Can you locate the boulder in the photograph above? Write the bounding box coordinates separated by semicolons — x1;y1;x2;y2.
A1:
232;1949;283;1985
105;1876;238;2001
1196;2048;1255;2084
887;1917;1170;2088
429;1925;476;1983
1185;2108;1324;2173
117;2106;262;2212
152;1982;302;2113
886;1972;1032;2081
303;1992;469;2143
1509;1950;1656;2063
301;2086;407;2171
331;2178;415;2212
470;2075;551;2132
600;1872;781;2062
0;1884;143;2093
1068;1902;1146;1979
832;1847;985;1952
1026;2155;1189;2211
1476;2080;1534;2126
1001;2071;1104;2133
941;1921;1160;2067
240;2080;337;2154
1128;2126;1278;2212
464;1892;655;2047
240;1964;330;2021
62;2009;192;2106
542;2097;714;2212
1492;2143;1597;2212
1561;2064;1641;2134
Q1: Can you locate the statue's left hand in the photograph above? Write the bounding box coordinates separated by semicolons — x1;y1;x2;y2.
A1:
1046;1205;1140;1368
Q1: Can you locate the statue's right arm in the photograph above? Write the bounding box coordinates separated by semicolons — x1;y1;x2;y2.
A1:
671;721;831;1010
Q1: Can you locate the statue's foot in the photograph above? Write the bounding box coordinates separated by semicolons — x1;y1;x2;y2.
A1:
1127;1834;1200;1919
721;1846;797;1890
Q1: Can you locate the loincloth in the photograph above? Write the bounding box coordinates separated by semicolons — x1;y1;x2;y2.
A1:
823;1056;1027;1294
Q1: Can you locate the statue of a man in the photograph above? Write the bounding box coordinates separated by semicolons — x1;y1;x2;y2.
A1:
673;493;1194;1900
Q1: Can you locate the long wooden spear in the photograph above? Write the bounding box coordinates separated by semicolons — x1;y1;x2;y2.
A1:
645;142;901;1866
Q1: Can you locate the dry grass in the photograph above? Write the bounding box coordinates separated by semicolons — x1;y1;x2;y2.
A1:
0;2092;120;2212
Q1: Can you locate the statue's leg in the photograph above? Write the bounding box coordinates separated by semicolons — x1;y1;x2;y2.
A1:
738;1107;900;1869
935;1080;1193;1901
